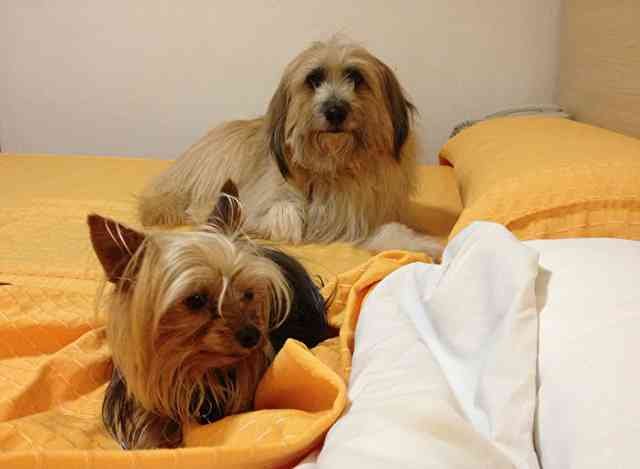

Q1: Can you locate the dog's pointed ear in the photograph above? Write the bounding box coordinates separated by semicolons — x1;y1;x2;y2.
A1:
265;79;291;179
208;179;243;232
87;214;145;284
376;59;417;160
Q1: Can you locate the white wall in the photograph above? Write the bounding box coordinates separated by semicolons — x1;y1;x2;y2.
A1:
0;1;561;163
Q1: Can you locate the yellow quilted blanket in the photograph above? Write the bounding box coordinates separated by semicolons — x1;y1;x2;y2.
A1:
0;154;458;468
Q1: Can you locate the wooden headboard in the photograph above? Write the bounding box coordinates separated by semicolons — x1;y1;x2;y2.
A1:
560;0;640;138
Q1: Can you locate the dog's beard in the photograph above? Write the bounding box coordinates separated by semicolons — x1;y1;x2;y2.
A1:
102;346;273;449
285;93;395;177
139;341;273;425
289;128;367;175
316;131;359;155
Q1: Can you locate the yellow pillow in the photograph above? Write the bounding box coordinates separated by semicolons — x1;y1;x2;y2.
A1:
439;117;640;241
406;165;462;239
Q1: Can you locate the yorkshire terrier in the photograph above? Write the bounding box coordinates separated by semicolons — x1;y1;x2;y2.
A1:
138;37;443;258
88;180;329;449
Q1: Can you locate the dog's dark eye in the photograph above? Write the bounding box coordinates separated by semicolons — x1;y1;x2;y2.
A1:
184;293;208;311
345;68;365;88
305;68;326;89
242;289;254;301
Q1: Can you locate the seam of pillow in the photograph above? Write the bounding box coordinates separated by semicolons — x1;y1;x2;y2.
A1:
465;162;640;210
451;201;640;241
459;160;640;208
507;200;640;232
449;163;640;240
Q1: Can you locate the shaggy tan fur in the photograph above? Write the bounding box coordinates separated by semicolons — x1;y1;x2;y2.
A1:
139;38;442;257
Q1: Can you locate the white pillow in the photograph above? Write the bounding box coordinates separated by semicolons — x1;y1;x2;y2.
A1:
528;238;640;469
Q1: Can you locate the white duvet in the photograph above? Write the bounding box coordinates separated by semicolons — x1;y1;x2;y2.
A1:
297;222;640;469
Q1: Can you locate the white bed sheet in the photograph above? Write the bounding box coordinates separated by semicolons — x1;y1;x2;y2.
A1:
530;237;640;469
297;224;640;469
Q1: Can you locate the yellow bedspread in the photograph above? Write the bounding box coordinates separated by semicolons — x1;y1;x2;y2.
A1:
0;154;459;468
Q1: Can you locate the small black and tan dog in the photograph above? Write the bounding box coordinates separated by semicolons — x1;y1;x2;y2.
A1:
88;180;329;449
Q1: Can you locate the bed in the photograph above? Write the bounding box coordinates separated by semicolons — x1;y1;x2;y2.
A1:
0;154;461;467
3;122;640;469
3;2;640;468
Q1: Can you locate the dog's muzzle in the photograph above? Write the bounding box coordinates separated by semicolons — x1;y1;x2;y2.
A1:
322;99;350;128
234;325;261;348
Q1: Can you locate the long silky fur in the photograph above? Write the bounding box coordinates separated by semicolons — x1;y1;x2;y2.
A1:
97;220;330;449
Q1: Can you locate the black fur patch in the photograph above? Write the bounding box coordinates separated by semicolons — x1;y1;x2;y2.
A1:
265;81;291;179
376;59;417;160
102;368;182;449
262;247;331;351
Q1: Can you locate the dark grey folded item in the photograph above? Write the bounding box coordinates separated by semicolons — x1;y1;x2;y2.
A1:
449;106;571;138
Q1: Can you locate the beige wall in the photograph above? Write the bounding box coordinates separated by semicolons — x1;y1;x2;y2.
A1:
0;1;561;163
560;0;640;139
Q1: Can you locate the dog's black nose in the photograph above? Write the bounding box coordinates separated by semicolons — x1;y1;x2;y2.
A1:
235;326;261;349
323;102;349;126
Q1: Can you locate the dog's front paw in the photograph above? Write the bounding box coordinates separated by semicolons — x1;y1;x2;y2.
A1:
261;201;305;243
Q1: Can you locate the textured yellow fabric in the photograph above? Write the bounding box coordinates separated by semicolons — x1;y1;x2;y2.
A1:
0;154;438;468
439;117;640;240
406;165;462;238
